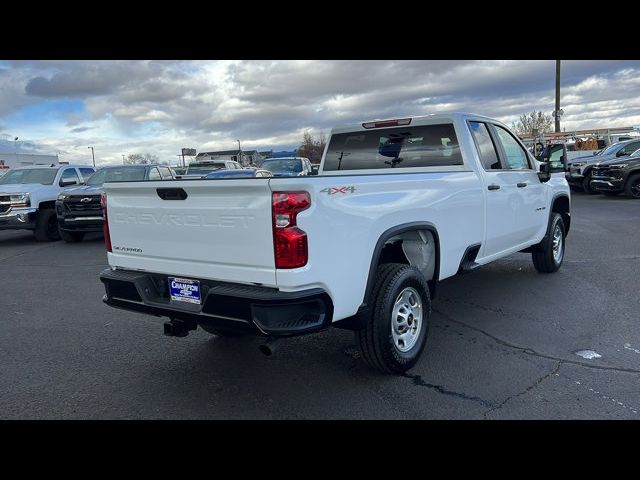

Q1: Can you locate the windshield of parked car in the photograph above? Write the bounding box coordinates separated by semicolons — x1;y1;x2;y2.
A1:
87;167;147;185
186;164;226;175
600;143;625;156
0;168;58;185
262;159;302;174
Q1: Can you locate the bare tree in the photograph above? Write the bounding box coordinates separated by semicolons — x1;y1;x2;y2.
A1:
512;110;554;136
298;130;327;163
125;153;159;164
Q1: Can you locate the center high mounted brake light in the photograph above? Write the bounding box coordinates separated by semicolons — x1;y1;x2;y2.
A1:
272;192;310;269
362;118;412;129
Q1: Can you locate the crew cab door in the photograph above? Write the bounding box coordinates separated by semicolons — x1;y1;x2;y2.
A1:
490;124;547;244
468;121;545;259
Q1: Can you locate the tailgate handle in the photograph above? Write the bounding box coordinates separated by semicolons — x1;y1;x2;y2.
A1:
157;188;188;200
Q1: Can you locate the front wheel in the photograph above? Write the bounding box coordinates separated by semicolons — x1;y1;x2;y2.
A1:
532;213;565;273
33;209;60;242
356;263;431;374
625;174;640;199
582;173;597;194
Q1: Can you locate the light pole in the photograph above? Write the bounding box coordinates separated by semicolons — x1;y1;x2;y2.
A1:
554;60;561;133
88;146;95;167
14;137;18;162
122;154;126;164
236;139;242;166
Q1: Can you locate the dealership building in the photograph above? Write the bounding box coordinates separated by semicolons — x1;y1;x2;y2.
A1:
0;153;60;169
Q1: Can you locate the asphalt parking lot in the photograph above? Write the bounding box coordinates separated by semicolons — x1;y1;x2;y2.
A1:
1;192;639;419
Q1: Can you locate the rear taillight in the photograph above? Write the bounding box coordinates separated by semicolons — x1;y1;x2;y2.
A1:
272;191;310;269
101;192;112;252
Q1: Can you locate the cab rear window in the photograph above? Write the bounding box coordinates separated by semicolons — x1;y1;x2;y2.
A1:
323;124;463;171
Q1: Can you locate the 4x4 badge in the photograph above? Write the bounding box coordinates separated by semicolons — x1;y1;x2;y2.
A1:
320;186;356;195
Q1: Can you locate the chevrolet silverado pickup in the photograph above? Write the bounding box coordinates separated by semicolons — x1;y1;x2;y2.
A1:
566;139;640;194
99;112;570;373
0;164;95;241
590;149;640;198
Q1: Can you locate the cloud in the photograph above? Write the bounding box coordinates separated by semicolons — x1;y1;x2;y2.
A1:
0;60;638;165
70;126;98;133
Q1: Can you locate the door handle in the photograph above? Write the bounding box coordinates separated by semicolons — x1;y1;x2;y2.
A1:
488;184;500;191
517;182;527;188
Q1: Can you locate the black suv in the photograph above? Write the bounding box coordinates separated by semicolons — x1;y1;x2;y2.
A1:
56;164;175;242
590;151;640;198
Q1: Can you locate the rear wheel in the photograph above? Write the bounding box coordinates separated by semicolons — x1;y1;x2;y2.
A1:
33;209;60;242
59;230;85;243
356;263;431;374
532;213;565;273
625;174;640;199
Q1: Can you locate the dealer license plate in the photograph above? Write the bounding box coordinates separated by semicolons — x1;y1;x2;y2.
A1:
168;277;201;304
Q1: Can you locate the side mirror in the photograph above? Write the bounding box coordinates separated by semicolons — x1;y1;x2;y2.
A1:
535;146;550;162
59;179;78;187
537;162;551;183
311;166;319;175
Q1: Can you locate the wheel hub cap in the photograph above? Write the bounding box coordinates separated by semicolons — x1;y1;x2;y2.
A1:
552;224;563;264
391;287;423;352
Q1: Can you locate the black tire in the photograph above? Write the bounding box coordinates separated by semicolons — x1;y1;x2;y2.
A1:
33;209;60;242
199;324;247;337
59;230;85;243
532;213;565;273
356;263;431;374
624;174;640;199
582;172;597;194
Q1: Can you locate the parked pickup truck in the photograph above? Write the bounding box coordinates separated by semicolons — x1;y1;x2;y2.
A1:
0;164;95;241
566;139;640;194
56;164;176;243
99;112;570;373
590;149;640;198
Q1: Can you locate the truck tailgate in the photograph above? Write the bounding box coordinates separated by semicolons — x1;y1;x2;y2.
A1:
104;180;276;285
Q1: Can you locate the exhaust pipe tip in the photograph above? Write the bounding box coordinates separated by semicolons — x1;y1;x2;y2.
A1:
259;337;282;356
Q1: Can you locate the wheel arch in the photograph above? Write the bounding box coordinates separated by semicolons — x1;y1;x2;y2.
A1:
551;194;570;237
38;200;56;210
363;222;441;305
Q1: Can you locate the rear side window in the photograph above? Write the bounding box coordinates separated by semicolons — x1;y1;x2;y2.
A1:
148;168;161;180
469;121;501;170
323;124;463;171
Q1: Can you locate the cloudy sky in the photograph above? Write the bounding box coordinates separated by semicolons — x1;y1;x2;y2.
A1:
1;60;639;166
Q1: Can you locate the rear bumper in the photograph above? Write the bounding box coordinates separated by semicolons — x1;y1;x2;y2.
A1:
100;268;334;337
0;208;37;230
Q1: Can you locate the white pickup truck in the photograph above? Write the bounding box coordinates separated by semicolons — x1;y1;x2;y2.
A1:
99;112;570;373
0;164;96;241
